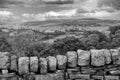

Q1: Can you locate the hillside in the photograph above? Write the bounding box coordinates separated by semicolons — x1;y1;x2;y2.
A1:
21;18;120;27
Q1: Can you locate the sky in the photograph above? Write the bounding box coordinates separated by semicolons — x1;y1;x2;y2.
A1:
0;0;120;23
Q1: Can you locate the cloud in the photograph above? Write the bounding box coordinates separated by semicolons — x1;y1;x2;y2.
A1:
0;10;20;23
22;9;77;21
42;0;73;4
0;11;14;20
98;0;120;10
0;0;24;8
0;0;120;21
83;10;120;20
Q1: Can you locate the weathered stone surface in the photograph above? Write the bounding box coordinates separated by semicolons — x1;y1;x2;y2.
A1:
67;51;77;67
69;74;90;79
92;75;104;80
110;49;120;65
109;70;120;75
47;56;57;71
77;49;90;66
18;57;29;75
2;70;8;74
81;68;96;74
23;74;35;80
90;49;105;66
0;73;18;80
56;55;67;69
10;55;18;71
102;49;112;64
35;72;64;80
67;67;80;74
30;57;38;73
105;76;119;80
0;52;10;69
39;58;47;74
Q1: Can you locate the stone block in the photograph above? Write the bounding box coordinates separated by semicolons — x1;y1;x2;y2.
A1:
35;72;64;80
67;51;77;67
0;73;18;80
23;74;35;80
2;70;8;74
18;57;29;75
109;70;120;75
90;49;105;66
67;68;80;74
56;55;67;70
77;49;90;66
92;75;104;80
39;58;47;74
69;74;90;79
105;75;119;80
110;49;120;65
10;55;18;71
30;57;38;73
81;69;96;74
47;56;57;71
102;49;112;64
0;52;10;69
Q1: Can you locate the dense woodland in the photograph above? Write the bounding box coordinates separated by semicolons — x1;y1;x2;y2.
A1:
0;25;120;57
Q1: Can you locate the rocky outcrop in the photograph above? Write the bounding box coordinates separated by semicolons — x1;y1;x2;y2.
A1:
77;49;90;66
67;51;77;67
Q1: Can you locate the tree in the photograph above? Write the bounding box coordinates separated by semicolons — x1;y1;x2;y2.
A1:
109;25;120;35
82;34;100;49
0;37;11;52
41;37;86;56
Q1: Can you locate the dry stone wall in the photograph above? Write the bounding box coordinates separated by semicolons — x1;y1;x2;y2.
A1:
1;49;120;80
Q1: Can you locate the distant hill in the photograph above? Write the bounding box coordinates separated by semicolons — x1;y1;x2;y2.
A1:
21;18;120;27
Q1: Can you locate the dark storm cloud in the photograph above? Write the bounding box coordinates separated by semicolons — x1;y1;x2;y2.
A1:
0;0;24;8
0;0;75;8
42;0;74;4
98;0;120;10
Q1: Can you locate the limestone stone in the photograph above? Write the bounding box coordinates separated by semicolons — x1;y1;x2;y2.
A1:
0;52;10;69
110;49;120;65
47;56;57;71
67;51;77;67
102;49;112;64
0;73;18;80
35;72;64;80
92;75;104;80
105;76;119;80
77;49;90;66
30;57;38;73
109;70;120;75
18;57;29;75
56;55;67;69
10;55;18;71
91;49;105;66
69;74;90;79
67;68;80;74
23;74;35;80
2;70;8;74
39;58;47;74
